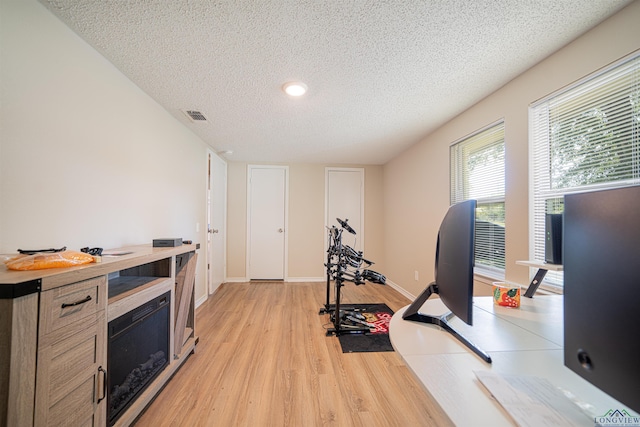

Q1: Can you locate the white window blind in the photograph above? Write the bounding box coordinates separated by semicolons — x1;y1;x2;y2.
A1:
530;52;640;288
451;122;505;277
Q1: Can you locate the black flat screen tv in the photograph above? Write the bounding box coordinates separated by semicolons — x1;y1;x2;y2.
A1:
564;185;640;413
402;199;491;363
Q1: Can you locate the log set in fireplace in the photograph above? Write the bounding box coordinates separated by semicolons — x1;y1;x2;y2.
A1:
107;291;170;426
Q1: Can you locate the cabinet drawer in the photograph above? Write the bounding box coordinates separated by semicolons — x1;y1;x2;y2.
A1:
39;276;106;335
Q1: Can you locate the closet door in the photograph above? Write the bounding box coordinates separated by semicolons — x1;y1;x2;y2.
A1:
207;151;227;294
247;165;288;280
325;168;364;252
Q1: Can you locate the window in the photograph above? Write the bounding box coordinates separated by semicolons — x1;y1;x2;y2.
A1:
451;122;505;278
530;52;640;288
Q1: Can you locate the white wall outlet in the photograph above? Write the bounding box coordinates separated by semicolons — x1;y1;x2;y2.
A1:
414;270;419;281
196;222;200;233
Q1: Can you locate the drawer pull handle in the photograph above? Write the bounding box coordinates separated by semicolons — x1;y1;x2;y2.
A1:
61;295;92;309
97;366;107;403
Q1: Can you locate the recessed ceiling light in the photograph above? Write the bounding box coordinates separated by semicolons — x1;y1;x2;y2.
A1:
282;82;308;97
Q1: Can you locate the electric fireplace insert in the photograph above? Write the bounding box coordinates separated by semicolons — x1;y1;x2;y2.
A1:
107;291;170;425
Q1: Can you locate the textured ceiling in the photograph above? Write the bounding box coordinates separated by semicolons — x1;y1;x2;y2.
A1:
40;0;631;164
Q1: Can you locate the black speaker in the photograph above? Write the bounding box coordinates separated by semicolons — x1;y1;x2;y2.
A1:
544;213;562;264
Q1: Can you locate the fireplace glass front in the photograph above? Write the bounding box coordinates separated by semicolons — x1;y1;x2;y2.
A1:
107;291;170;425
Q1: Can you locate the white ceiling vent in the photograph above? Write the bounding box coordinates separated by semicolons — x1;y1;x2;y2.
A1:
182;109;208;122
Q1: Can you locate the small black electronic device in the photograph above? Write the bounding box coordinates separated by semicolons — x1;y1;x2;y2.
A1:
403;199;491;363
544;213;563;264
563;185;640;412
152;238;182;247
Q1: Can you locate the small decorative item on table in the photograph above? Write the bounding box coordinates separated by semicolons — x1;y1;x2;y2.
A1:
492;282;521;308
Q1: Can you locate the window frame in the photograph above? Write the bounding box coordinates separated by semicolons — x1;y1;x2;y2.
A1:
450;120;506;280
529;50;640;290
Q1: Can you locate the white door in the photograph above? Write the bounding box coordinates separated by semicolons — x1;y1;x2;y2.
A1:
207;151;227;294
326;168;364;252
247;166;287;280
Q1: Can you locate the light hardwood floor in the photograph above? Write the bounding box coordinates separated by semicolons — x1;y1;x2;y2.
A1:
134;281;453;426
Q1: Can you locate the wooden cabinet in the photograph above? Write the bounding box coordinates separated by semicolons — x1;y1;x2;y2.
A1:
0;293;38;427
0;244;198;427
34;276;107;427
173;251;197;358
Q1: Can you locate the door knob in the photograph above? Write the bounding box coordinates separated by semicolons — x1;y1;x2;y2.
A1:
278;228;284;233
208;229;219;234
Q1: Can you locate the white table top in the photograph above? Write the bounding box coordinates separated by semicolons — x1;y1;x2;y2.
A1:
516;260;563;271
390;296;627;426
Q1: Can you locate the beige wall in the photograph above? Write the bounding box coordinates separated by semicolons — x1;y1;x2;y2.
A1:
1;0;211;303
226;162;248;278
383;0;640;298
3;0;639;303
226;163;384;280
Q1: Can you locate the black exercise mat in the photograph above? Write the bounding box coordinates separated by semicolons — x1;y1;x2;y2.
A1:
337;303;395;353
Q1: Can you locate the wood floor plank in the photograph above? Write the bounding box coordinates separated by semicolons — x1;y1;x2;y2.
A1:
134;281;453;426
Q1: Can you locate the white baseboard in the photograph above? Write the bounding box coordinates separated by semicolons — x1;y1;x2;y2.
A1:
385;279;416;301
285;277;325;283
224;277;325;283
195;294;208;308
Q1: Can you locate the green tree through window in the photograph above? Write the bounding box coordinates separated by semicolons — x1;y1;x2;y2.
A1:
531;53;640;288
549;84;640;190
451;122;505;275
